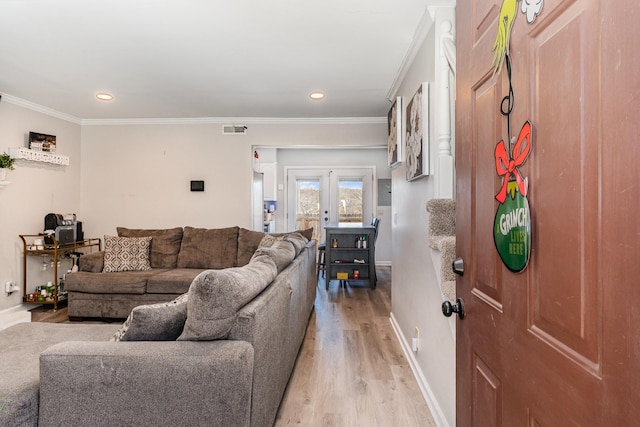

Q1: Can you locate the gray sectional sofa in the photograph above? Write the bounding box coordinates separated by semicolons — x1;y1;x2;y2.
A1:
0;227;317;427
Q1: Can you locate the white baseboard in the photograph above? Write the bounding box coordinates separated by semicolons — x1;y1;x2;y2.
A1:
389;312;450;427
0;304;33;331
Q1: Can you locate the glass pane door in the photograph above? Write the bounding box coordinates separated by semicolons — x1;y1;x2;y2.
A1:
294;179;320;241
336;179;364;224
287;167;373;243
287;170;329;243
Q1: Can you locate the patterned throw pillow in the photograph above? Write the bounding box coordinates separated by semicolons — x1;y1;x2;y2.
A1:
103;235;152;272
111;293;189;341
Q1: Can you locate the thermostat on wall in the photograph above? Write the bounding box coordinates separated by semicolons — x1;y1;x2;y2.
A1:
190;180;205;192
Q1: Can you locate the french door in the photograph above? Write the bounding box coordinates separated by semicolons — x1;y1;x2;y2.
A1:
286;167;374;243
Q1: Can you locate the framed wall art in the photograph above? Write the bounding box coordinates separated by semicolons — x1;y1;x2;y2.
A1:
405;82;429;181
29;131;57;152
387;96;402;168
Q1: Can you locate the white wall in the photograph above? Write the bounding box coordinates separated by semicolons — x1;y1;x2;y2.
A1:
390;7;456;426
0;9;456;421
0;101;81;312
79;122;386;240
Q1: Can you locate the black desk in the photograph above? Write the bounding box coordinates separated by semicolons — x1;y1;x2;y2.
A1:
324;223;376;289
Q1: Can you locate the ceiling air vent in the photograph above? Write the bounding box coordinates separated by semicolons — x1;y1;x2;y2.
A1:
222;125;248;135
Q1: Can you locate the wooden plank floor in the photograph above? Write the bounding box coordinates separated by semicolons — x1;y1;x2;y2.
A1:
30;304;70;323
275;266;436;426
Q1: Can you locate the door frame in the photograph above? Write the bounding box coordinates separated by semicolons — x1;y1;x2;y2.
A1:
284;166;377;241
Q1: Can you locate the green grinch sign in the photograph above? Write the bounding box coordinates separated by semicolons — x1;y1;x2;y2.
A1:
490;0;540;273
493;121;532;272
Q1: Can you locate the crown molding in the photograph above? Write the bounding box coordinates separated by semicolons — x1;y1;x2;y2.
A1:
1;93;81;124
80;116;387;126
386;8;435;101
386;3;456;101
1;93;386;126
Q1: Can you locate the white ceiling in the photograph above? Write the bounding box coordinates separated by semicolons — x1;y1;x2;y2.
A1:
0;0;445;121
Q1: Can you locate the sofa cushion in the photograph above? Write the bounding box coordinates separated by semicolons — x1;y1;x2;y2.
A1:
177;226;239;269
237;228;267;266
117;227;183;268
65;270;168;294
78;251;104;273
252;235;297;273
178;256;278;341
236;227;314;267
0;323;122;427
111;293;189;341
146;268;206;294
103;236;152;273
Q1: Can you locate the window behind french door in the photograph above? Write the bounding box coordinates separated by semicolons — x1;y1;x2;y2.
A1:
286;168;374;243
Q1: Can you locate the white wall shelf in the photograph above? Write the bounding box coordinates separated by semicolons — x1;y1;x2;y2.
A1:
9;147;69;166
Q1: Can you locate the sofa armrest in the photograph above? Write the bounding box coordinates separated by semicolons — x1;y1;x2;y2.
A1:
78;250;104;272
39;340;253;427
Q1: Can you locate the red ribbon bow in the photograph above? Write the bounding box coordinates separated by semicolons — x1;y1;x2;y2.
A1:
494;121;532;203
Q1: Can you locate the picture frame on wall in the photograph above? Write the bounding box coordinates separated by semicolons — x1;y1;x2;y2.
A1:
405;82;429;181
29;131;57;153
387;96;402;168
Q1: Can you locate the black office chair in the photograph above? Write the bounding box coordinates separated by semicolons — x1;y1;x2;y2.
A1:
317;240;326;279
370;217;380;286
371;217;380;241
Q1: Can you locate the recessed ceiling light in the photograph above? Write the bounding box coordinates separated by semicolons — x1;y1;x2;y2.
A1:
309;91;325;100
96;93;113;101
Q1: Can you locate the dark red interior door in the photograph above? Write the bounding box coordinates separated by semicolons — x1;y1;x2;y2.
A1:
455;0;640;424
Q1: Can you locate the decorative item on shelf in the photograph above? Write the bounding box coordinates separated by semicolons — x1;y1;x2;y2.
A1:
336;272;349;280
29;131;57;152
353;269;360;279
0;152;15;181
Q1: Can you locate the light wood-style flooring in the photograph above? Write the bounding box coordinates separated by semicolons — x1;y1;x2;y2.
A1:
275;267;436;426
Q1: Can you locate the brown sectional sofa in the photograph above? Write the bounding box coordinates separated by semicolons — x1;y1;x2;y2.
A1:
66;226;311;319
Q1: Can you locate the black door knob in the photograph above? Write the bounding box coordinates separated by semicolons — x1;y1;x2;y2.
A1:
452;257;464;276
442;298;465;319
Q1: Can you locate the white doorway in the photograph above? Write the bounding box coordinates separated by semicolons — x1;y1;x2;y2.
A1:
286;167;375;243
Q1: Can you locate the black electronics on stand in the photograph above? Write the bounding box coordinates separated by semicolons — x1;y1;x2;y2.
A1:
44;213;82;245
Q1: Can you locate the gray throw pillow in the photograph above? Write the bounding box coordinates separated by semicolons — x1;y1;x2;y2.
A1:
236;227;313;267
111;293;189;341
251;235;297;272
178;258;277;341
283;232;308;255
78;251;104;273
